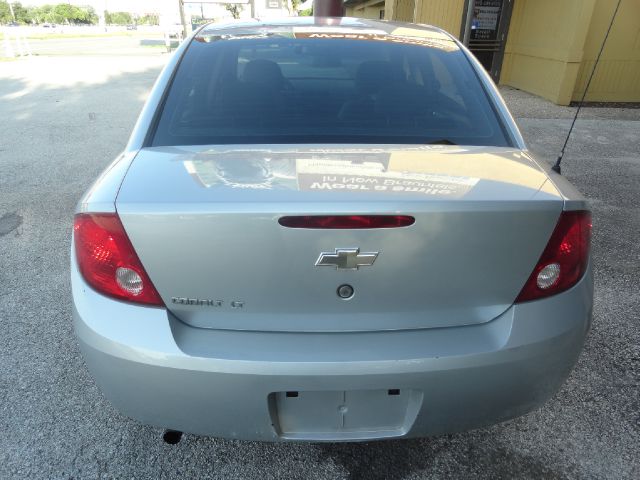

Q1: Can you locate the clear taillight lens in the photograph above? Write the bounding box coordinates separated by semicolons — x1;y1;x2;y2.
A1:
515;211;591;303
73;213;164;306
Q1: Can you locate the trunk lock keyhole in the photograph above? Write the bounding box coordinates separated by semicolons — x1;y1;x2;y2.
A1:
337;284;354;300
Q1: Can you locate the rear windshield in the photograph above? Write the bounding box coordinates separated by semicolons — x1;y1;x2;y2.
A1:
151;34;511;147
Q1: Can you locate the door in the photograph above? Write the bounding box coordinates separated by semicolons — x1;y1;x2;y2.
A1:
464;0;514;81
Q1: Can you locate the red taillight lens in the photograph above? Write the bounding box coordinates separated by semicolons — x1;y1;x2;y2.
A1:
515;210;591;303
278;215;415;229
73;213;164;306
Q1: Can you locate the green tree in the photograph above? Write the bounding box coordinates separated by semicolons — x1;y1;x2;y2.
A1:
53;4;97;24
10;2;29;24
26;5;50;24
53;3;73;23
18;3;97;25
83;7;98;25
0;1;12;24
105;10;132;25
138;14;159;25
224;4;243;20
31;4;64;24
0;1;28;24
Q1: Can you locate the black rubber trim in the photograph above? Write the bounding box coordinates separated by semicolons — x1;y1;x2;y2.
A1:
142;24;209;148
457;41;518;149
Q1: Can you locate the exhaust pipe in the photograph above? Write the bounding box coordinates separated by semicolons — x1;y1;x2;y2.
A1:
313;0;344;17
163;429;183;444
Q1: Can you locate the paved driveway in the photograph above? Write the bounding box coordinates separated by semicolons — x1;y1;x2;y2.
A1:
0;55;638;479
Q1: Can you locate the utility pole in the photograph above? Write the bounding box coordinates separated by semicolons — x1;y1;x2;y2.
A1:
101;0;108;31
250;0;256;18
8;1;15;21
313;0;343;17
178;0;188;39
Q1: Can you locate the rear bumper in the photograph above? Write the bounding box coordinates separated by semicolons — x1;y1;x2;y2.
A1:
72;261;593;441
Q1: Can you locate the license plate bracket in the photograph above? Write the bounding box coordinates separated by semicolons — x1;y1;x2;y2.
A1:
268;388;423;441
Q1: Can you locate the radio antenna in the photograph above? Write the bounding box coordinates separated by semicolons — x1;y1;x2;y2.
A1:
552;0;622;174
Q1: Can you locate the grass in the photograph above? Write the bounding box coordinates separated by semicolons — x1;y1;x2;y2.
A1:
2;31;163;41
25;31;138;40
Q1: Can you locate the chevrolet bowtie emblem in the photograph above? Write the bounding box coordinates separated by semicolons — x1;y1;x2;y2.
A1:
315;248;379;270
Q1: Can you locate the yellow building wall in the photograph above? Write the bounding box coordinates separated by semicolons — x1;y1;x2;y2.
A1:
500;0;596;105
573;0;640;102
414;0;466;38
381;0;638;104
346;0;386;20
388;0;416;21
385;0;464;36
346;4;385;19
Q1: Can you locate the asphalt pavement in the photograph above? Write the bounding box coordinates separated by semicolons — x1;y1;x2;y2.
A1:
0;50;638;479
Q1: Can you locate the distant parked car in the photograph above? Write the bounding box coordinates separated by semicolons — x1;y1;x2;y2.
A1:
126;24;137;30
42;23;56;28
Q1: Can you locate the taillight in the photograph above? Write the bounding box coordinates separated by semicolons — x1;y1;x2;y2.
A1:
279;215;415;229
73;213;164;306
515;210;591;303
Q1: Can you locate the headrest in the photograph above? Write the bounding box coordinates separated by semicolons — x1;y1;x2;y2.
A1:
242;59;284;89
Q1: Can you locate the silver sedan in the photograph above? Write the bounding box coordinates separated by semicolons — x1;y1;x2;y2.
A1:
72;17;592;442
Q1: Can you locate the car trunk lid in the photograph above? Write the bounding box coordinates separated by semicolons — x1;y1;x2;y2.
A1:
116;145;562;332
